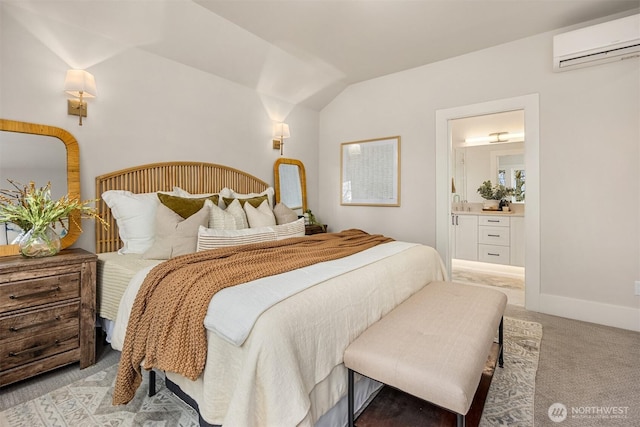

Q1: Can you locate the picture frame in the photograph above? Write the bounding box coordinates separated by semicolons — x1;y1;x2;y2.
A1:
340;136;400;206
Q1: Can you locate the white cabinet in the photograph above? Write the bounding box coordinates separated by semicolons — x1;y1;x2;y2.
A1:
509;216;525;267
452;213;525;267
452;214;478;261
478;215;510;264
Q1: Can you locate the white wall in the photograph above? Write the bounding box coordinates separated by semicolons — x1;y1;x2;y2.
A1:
319;13;640;330
0;4;320;252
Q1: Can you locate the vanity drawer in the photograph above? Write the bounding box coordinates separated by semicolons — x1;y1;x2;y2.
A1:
479;216;510;227
0;302;79;342
0;273;80;314
478;244;510;264
479;226;510;246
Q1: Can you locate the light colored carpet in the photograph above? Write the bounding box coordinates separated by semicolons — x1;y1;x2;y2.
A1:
0;318;541;427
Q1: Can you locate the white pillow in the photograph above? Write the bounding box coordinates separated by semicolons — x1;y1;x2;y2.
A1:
273;217;305;240
142;202;210;260
101;190;160;254
197;225;277;251
220;187;275;209
224;198;249;229
244;200;276;228
273;203;299;225
208;200;240;230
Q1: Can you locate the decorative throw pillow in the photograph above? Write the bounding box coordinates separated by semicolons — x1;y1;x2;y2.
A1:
157;193;219;219
224;198;249;229
197;225;277;251
273;217;305;240
244;200;277;228
208;200;240;230
220;187;275;208
222;195;268;209
101;190;161;254
173;187;225;208
142;202;210;260
273;203;299;225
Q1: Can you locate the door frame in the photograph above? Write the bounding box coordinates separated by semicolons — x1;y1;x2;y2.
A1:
435;94;540;310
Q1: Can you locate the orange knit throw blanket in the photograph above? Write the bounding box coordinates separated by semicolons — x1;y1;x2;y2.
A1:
112;229;393;405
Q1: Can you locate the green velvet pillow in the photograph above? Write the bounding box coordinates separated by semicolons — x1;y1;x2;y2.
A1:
222;195;268;209
157;193;219;219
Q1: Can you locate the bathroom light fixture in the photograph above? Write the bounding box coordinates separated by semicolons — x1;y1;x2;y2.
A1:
64;69;97;126
464;131;524;144
272;122;290;155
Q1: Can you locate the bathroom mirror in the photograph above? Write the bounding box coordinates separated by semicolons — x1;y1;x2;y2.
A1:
0;119;81;256
274;158;307;215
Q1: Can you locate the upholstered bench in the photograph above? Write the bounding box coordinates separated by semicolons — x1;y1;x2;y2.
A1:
344;281;507;427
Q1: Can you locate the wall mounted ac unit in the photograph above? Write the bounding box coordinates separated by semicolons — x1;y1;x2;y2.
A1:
553;13;640;71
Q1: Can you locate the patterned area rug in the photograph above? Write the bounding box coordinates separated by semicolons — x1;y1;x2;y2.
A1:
480;317;543;426
0;317;541;427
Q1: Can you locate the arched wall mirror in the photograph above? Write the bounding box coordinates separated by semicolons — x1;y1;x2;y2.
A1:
0;119;81;256
274;158;307;215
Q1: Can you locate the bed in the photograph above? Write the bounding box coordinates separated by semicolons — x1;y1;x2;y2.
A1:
94;161;447;427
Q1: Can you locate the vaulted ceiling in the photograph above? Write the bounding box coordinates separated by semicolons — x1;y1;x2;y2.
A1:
3;0;638;110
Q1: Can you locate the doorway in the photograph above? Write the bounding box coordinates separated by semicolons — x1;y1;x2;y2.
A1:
435;94;540;311
449;111;525;305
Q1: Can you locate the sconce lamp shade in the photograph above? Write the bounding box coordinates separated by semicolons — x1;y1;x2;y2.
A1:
273;123;290;139
64;70;97;98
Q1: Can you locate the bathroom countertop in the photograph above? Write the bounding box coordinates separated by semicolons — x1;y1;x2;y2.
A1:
452;210;524;217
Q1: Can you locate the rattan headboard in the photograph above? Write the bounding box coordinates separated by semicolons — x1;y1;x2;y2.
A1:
95;161;269;254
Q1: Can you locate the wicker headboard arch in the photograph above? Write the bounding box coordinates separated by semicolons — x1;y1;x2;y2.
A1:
95;161;270;254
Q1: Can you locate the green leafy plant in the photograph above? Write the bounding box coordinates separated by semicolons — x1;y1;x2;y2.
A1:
304;209;326;231
0;180;107;234
476;180;515;201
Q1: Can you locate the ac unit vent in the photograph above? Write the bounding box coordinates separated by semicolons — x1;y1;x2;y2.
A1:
553;14;640;71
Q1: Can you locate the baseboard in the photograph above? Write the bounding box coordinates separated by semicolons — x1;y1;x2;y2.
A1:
537;293;640;332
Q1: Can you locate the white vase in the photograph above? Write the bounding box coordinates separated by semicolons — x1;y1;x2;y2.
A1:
482;200;500;210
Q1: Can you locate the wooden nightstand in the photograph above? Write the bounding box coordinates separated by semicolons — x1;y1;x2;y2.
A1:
305;224;327;235
0;248;97;387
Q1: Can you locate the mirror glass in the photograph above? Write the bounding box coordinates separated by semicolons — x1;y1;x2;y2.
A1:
274;158;307;215
451;110;525;203
0;119;80;255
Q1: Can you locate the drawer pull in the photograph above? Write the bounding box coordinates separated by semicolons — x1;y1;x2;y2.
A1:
488;220;500;223
9;286;61;300
9;340;60;357
488;253;500;256
9;316;62;332
488;234;501;237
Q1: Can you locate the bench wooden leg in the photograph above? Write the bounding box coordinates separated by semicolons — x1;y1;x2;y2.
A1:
457;413;466;427
498;316;504;368
348;368;355;427
149;369;156;397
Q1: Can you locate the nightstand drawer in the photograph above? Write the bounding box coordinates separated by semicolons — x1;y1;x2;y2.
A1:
0;302;79;342
1;326;79;371
0;273;80;314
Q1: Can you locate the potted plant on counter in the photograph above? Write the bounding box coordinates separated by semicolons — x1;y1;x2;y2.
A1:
476;180;515;211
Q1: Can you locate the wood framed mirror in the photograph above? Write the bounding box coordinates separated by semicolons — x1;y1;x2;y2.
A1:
0;119;81;256
274;158;307;215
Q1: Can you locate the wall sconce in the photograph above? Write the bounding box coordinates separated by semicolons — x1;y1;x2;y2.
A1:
272;122;290;155
64;69;97;126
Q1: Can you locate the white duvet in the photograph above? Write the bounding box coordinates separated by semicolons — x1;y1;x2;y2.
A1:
111;242;446;426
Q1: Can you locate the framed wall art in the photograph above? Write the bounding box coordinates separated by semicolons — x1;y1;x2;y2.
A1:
340;136;400;206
